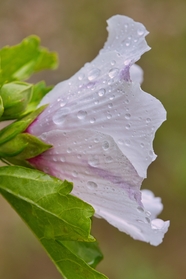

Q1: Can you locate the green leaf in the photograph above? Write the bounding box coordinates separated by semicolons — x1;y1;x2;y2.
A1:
0;166;108;279
0;36;58;85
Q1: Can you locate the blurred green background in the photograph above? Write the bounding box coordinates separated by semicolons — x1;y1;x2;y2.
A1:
0;0;185;278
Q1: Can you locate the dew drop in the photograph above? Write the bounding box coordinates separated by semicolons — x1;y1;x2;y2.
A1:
53;108;70;125
90;118;96;124
88;68;100;81
94;138;99;143
125;124;131;130
77;154;82;159
111;60;116;66
67;147;72;153
87;181;98;190
60;156;66;162
145;217;151;223
77;110;87;119
137;29;144;36
105;156;113;163
78;73;85;80
40;133;47;140
137;206;144;213
145;211;151;218
125;113;131;120
108;68;119;79
107;114;112;119
98;88;106;97
88;156;99;167
125;139;131;146
146;118;151;124
72;170;78;177
108;103;113;109
140;143;144;148
118;139;124;145
102;141;109;150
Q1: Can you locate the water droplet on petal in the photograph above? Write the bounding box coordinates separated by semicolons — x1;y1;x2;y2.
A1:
118;139;124;145
137;29;144;36
67;147;72;153
107;114;112;119
108;68;119;79
125;124;131;129
125;139;131;146
90;118;96;124
72;170;78;177
88;156;99;167
98;88;106;97
145;211;151;218
53;108;70;125
125;113;131;120
140;143;144;148
60;156;66;162
78;73;85;80
88;68;101;81
87;181;98;190
77;110;87;119
102;141;109;150
111;60;116;66
146;118;151;124
137;206;144;213
94;138;99;143
105;156;113;163
108;103;113;109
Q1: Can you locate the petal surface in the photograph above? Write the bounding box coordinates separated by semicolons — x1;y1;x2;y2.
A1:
29;130;169;246
28;15;166;178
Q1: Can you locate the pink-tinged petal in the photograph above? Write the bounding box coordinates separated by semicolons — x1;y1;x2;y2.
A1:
28;15;166;179
29;130;169;246
29;79;165;178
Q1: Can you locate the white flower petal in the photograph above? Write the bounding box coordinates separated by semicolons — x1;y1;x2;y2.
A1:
39;15;150;106
28;15;166;178
29;129;169;246
29;79;165;178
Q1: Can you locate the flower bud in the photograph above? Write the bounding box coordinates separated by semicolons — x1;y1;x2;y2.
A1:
0;81;33;120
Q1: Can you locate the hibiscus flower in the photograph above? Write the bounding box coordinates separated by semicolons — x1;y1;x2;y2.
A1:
28;15;169;246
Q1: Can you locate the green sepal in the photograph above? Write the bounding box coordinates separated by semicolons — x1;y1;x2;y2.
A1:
0;133;52;158
22;81;53;115
0;105;47;145
0;96;4;118
0;81;33;120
